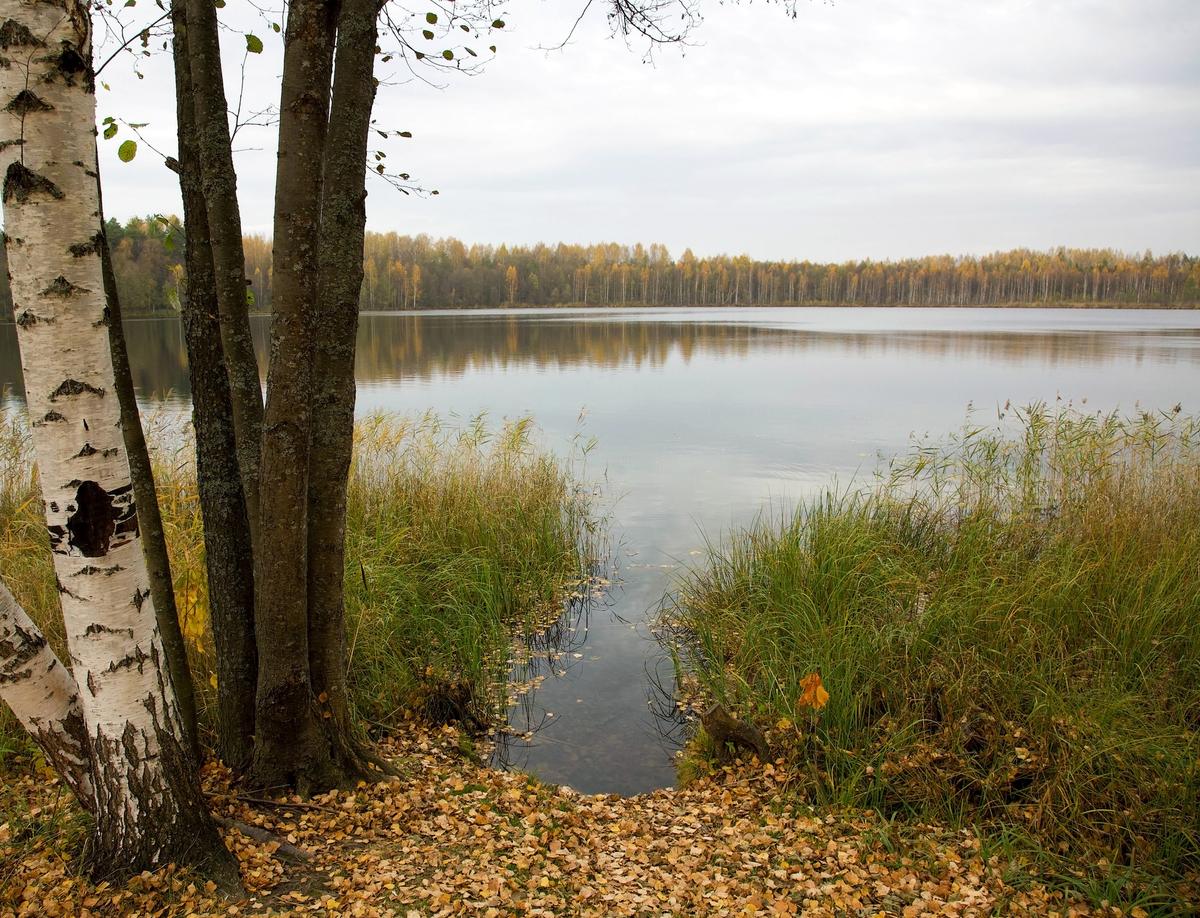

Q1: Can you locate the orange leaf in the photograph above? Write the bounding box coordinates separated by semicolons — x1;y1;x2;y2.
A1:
796;672;829;712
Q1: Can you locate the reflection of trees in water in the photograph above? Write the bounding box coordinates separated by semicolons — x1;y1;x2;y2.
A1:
351;315;1200;381
3;314;1197;403
344;315;1196;383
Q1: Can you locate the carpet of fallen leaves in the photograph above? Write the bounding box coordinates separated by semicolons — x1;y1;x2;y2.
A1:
1;725;1114;917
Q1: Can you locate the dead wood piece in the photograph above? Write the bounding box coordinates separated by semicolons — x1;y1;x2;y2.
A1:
701;703;769;762
205;790;342;814
213;814;313;863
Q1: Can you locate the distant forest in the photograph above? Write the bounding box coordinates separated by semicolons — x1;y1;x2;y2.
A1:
1;215;1197;319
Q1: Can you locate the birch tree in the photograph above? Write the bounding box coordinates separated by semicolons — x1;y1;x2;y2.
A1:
0;582;92;807
0;0;233;877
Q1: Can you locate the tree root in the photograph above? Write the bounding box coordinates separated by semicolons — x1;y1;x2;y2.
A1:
213;815;313;863
206;791;342;815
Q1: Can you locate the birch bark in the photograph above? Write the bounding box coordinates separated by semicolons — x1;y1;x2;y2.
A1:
97;212;199;758
0;581;92;807
0;0;233;876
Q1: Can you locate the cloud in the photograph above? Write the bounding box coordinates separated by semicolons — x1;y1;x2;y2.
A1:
83;0;1199;260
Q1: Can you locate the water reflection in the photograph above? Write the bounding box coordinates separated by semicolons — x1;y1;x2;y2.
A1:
5;308;1199;403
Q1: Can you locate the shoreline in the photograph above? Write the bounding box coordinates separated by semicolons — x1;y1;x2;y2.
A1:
5;301;1198;324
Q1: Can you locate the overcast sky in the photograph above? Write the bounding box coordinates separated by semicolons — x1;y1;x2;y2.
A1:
92;0;1200;262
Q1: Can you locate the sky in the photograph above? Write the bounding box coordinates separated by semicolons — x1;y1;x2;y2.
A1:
92;0;1200;262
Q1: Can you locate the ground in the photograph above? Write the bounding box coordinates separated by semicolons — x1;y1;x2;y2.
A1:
2;726;1106;917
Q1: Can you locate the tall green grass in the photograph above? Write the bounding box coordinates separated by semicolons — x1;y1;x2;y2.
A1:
670;405;1200;892
343;412;598;728
0;408;595;760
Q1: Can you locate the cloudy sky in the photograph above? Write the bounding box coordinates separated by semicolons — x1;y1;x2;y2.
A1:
94;0;1200;262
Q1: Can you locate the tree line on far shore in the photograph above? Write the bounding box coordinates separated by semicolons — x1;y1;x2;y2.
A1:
2;218;1195;321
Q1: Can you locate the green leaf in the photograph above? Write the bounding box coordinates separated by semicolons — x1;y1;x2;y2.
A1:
414;50;425;60
214;0;225;7
117;139;137;162
465;46;476;56
442;48;453;60
245;33;263;54
245;288;255;307
103;123;118;140
398;130;412;138
491;19;505;28
271;21;281;32
489;45;496;53
422;29;433;39
425;11;437;24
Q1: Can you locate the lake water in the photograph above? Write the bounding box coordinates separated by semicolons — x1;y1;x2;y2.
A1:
4;306;1200;795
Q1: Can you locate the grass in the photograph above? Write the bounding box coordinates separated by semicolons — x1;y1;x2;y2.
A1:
669;403;1200;899
342;412;599;730
0;408;596;762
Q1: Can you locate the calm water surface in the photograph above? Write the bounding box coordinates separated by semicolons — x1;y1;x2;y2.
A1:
4;306;1200;795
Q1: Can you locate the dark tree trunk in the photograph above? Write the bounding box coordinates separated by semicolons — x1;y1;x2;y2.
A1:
171;0;259;770
249;0;347;794
97;183;199;761
184;0;264;542
307;0;383;772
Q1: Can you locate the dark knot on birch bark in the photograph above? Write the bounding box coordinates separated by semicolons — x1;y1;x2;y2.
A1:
66;481;116;558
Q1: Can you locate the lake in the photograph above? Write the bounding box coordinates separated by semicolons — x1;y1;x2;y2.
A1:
4;306;1200;795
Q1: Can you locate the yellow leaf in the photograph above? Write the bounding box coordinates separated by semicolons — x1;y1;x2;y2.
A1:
796;672;829;712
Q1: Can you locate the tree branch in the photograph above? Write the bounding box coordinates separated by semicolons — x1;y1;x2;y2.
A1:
0;581;95;812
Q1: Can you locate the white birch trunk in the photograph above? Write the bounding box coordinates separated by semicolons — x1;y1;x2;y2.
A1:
0;0;225;873
0;581;93;807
